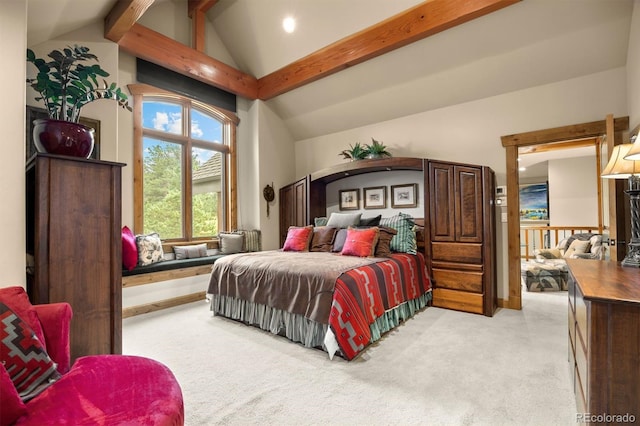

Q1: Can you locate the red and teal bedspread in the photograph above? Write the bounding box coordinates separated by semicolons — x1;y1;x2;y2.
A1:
208;250;432;360
331;253;432;360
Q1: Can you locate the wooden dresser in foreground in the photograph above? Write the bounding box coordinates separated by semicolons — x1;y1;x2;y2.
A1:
566;259;640;422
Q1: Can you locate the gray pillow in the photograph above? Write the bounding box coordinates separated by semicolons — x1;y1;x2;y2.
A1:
174;243;208;260
218;232;244;254
326;212;362;228
331;229;349;252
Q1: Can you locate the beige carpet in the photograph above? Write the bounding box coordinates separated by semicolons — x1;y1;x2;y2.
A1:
122;289;577;425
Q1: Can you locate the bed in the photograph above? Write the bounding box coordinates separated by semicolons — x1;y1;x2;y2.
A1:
207;217;432;360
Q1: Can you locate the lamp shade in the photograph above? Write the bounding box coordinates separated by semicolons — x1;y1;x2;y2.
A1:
624;135;640;160
601;143;640;179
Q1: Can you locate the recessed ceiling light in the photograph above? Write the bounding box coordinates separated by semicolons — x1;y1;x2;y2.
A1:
283;16;296;33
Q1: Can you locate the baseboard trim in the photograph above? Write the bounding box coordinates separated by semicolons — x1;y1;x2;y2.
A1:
122;291;207;318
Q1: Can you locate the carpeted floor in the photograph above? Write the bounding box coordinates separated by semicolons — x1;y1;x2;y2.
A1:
122;288;577;426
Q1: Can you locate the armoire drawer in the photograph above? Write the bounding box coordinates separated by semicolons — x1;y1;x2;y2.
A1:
432;242;482;264
432;288;484;314
433;269;483;293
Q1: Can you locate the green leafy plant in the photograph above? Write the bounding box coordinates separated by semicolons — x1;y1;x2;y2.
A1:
339;142;368;160
364;138;392;158
26;45;131;123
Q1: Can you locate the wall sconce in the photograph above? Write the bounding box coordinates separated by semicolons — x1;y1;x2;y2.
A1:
602;143;640;267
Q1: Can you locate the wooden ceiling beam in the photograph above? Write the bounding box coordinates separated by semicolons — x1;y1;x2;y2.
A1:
104;0;156;43
117;23;258;99
257;0;521;100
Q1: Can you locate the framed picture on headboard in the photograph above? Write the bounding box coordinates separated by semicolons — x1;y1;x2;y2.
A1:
339;188;359;210
391;183;418;208
26;106;101;161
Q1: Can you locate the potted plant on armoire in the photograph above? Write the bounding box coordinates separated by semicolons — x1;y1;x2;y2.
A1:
26;44;131;158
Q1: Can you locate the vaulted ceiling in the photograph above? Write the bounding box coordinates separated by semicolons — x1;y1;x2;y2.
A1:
27;0;634;141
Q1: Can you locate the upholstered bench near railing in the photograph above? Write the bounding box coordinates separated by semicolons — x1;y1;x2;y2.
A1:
121;255;226;318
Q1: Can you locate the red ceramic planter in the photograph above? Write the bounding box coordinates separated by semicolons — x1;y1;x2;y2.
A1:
32;118;95;158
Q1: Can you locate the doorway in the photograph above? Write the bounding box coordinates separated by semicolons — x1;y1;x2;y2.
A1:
500;116;629;310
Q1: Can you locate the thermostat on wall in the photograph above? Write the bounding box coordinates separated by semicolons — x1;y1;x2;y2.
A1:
496;185;507;197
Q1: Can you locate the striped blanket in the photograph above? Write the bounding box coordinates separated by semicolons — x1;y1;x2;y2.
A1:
330;253;432;360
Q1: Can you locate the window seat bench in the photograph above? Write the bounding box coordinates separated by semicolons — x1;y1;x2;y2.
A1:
122;254;226;318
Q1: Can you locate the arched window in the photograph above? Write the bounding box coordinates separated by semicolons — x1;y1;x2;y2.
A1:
129;84;237;242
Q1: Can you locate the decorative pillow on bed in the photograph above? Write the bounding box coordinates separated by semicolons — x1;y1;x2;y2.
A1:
174;243;208;260
0;303;61;401
331;228;349;253
283;225;314;252
341;227;380;257
121;226;138;271
310;226;338;252
375;226;398;257
218;232;245;254
359;215;382;226
379;213;417;254
314;217;328;227
326;212;362;228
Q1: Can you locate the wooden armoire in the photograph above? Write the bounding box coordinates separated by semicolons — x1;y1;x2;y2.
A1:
26;153;124;362
278;157;496;316
428;161;496;316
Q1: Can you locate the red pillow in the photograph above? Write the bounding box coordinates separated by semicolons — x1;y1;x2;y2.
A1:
122;226;138;271
0;303;60;401
283;226;313;252
0;363;26;426
341;227;380;257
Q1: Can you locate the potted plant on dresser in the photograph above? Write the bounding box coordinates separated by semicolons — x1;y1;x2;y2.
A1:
26;45;131;158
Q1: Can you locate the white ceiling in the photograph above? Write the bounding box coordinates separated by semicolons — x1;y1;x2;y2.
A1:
26;0;634;144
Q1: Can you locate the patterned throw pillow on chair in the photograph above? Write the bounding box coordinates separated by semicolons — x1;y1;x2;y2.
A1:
0;303;60;401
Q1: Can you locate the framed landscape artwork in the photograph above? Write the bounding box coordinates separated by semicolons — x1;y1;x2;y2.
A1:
339;188;359;210
26;106;101;161
363;186;386;209
519;182;549;221
391;183;418;208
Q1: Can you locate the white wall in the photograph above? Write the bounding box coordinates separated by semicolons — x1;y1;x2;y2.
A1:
548;156;599;227
255;101;296;250
294;67;628;301
0;2;27;287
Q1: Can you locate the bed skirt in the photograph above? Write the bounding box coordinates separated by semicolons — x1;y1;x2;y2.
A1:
208;291;432;359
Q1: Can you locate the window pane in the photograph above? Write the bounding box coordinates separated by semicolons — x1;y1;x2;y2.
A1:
143;137;183;239
192;149;223;237
191;109;223;143
142;101;183;135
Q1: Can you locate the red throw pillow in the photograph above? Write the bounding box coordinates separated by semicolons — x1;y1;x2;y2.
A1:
121;226;138;271
0;303;60;401
341;227;380;257
0;363;26;426
283;226;313;252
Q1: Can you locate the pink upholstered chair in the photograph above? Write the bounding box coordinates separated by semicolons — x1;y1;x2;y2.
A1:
0;286;184;426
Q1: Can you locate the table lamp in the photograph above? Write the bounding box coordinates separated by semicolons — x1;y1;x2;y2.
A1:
602;143;640;267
